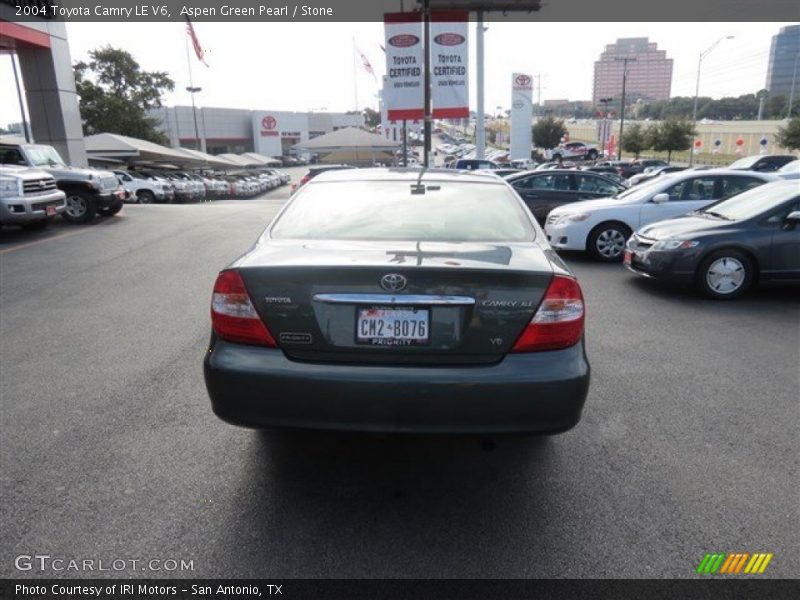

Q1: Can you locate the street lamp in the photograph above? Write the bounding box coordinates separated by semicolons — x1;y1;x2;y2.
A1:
186;86;202;151
689;35;734;166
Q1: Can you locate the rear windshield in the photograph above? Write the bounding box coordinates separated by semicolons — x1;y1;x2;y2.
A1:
270;180;535;242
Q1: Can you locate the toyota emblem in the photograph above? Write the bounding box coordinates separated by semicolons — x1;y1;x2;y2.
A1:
380;274;407;292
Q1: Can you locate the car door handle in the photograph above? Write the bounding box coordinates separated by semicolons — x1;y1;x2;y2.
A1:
527;193;538;199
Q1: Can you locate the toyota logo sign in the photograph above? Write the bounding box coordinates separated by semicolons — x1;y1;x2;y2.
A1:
380;274;407;292
515;74;531;87
261;116;277;130
433;33;465;46
388;34;420;48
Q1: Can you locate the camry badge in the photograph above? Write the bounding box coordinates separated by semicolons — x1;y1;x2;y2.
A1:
380;273;407;292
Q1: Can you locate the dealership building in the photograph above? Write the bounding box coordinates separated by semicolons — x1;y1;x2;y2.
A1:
0;10;87;165
150;106;364;158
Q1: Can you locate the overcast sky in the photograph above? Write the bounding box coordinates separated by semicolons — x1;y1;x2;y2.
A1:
1;21;796;127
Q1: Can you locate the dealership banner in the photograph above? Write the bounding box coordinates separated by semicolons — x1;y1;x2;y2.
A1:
510;73;533;159
430;10;469;119
383;12;424;121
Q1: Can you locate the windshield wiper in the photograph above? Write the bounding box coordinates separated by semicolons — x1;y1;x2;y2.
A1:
701;210;733;220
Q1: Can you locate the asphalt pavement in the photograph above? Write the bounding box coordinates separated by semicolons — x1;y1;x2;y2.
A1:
1;170;798;579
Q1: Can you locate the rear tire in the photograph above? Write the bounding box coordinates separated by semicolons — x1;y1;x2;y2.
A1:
97;198;123;217
697;249;754;300
138;190;155;204
62;191;97;223
587;149;598;161
588;222;631;262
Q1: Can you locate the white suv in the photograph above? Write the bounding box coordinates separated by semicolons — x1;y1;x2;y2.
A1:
544;169;776;261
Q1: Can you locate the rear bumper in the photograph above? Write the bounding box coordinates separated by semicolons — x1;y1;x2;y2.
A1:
204;340;590;434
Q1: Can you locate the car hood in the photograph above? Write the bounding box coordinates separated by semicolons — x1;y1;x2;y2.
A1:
553;196;640;214
637;214;727;240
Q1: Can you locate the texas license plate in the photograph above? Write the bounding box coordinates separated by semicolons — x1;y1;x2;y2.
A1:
45;205;57;216
623;250;632;265
356;307;429;346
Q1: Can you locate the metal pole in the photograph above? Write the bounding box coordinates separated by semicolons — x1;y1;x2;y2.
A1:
10;53;30;142
476;11;485;159
422;0;432;167
757;96;765;121
615;58;633;161
189;91;200;150
689;53;702;166
403;120;408;166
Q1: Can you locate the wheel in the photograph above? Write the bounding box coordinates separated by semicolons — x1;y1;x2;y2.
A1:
138;190;155;204
21;218;50;231
62;191;97;223
587;149;598;160
551;153;562;161
97;198;123;217
697;250;754;300
588;222;631;262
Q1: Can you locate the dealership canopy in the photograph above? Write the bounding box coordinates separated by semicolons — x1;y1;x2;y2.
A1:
240;152;282;166
84;133;202;165
293;127;400;153
176;148;241;169
217;153;267;167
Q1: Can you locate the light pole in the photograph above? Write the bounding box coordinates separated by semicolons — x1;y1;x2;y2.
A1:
186;86;202;151
689;35;734;166
614;57;635;160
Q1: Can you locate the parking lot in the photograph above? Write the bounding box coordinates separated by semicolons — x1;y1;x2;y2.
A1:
1;171;797;579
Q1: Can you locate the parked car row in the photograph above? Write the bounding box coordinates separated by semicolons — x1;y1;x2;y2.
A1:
1;141;124;225
117;168;290;203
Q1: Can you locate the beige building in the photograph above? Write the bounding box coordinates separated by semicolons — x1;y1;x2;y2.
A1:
593;38;673;105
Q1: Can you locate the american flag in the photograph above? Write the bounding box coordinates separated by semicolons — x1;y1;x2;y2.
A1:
185;17;209;67
355;44;376;81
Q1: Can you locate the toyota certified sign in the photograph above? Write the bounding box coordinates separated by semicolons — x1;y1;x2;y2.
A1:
388;34;419;47
433;33;465;46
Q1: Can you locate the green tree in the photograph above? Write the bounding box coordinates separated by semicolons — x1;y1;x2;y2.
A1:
532;116;567;150
776;117;800;151
621;123;649;158
74;46;174;144
362;107;381;129
647;119;695;163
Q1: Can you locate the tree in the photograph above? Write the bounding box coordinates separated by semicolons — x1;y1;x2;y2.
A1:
74;46;174;144
532;116;567;150
647;119;695;163
621;123;649;158
776;117;800;151
362;107;381;129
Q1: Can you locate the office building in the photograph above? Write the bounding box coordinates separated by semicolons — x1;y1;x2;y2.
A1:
593;37;673;105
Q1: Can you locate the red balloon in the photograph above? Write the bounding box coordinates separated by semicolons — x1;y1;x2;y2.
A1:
735;137;745;146
694;139;702;147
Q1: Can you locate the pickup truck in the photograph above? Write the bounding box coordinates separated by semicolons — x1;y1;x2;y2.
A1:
0;165;66;229
0;143;125;223
545;141;600;162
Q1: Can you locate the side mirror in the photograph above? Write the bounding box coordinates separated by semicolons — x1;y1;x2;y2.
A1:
652;193;669;204
784;211;800;228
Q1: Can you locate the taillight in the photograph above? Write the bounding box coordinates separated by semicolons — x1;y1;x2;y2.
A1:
211;270;276;347
300;175;310;185
511;275;585;352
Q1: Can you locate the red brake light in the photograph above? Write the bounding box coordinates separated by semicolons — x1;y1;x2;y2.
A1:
511;275;585;352
211;270;276;347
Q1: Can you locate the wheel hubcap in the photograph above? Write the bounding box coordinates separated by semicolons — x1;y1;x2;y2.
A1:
596;229;626;257
706;257;745;294
65;195;86;217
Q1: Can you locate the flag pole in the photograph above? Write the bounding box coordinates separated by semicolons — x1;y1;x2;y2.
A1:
184;27;201;151
352;36;359;112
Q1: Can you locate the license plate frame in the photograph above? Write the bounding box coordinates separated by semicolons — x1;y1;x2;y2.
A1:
355;306;430;347
45;205;57;216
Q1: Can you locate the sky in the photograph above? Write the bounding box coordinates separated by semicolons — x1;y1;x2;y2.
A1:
1;21;796;127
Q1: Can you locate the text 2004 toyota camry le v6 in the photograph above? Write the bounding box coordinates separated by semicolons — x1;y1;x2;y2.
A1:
203;169;590;434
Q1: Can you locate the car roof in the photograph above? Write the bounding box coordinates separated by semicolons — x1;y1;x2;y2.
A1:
309;167;506;185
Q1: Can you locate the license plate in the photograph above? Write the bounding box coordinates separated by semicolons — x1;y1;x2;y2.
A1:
623;250;632;265
45;205;57;216
356;307;429;346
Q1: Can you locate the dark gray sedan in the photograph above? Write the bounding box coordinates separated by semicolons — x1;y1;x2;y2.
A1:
204;169;590;433
625;180;800;299
506;169;627;225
